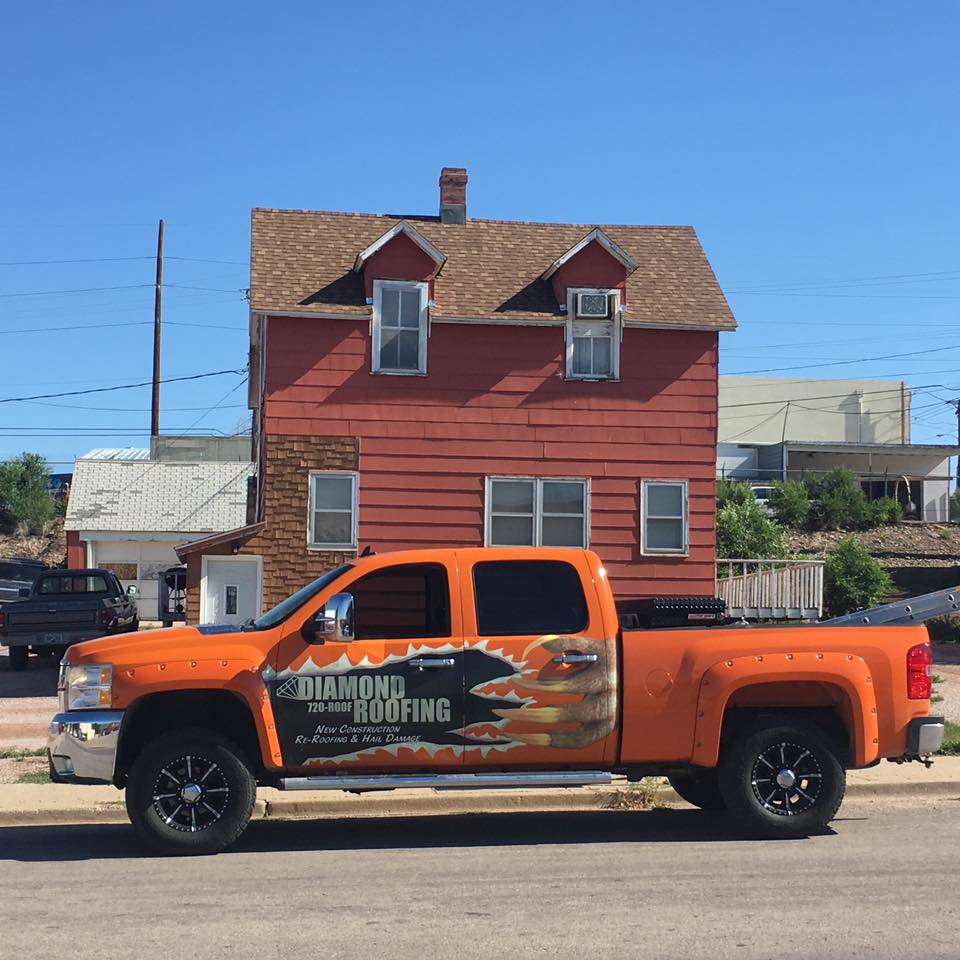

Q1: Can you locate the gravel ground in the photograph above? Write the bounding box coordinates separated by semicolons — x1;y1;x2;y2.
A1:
933;644;960;723
0;648;59;751
0;756;46;784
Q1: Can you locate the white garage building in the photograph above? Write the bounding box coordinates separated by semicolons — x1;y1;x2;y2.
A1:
65;451;255;622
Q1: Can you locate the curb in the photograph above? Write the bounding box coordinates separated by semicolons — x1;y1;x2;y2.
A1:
0;780;956;828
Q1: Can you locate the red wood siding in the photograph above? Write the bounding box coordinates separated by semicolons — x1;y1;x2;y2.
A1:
66;530;85;567
550;239;628;306
263;317;718;598
363;231;440;299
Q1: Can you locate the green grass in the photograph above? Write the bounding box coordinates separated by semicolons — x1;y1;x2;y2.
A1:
940;722;960;757
0;748;46;760
15;770;51;784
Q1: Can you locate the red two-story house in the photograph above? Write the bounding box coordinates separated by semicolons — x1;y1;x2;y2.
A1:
178;168;736;623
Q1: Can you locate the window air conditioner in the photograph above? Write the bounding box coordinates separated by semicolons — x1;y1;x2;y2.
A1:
576;292;609;317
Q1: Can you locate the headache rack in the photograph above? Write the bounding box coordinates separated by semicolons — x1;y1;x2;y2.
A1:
617;584;960;631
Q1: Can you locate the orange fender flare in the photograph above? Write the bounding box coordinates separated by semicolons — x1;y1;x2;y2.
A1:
690;651;880;768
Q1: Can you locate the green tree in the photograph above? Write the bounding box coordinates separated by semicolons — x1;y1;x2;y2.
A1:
951;488;960;522
716;500;788;561
811;467;870;530
823;537;892;617
769;479;811;529
0;453;55;535
717;478;754;509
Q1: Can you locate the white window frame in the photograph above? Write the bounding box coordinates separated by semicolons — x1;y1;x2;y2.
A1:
371;279;429;375
640;479;689;556
484;476;590;548
565;287;621;381
308;471;359;550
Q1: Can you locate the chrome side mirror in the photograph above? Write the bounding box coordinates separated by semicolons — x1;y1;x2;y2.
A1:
126;584;139;596
304;592;354;644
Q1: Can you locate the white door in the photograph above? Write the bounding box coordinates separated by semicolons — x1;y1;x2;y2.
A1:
201;557;262;625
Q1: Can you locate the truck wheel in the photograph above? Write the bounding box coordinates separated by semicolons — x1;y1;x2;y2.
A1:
125;727;256;855
718;721;845;839
668;768;726;811
8;646;28;671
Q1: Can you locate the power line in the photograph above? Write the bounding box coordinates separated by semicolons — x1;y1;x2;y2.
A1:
0;283;152;299
0;319;246;335
0;368;247;404
0;256;154;266
728;345;960;376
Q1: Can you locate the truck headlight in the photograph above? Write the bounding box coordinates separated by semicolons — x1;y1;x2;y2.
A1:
59;663;113;711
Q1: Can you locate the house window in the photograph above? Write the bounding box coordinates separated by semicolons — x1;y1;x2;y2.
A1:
372;279;428;374
641;480;688;555
309;472;359;549
566;288;620;380
486;477;588;548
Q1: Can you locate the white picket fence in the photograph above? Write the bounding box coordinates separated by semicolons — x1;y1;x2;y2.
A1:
716;559;825;621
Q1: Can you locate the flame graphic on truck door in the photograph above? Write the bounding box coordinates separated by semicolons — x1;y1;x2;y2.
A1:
267;633;616;766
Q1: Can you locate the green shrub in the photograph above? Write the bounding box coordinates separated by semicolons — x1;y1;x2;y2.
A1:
951;488;960;522
717;478;754;509
769;479;811;528
815;468;870;531
0;453;55;535
823;537;893;617
717;500;788;562
927;615;960;644
864;496;902;527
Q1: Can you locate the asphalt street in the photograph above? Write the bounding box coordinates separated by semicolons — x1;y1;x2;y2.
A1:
1;800;957;960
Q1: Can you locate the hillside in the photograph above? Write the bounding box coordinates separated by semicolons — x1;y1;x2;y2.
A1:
0;518;66;567
786;522;960;569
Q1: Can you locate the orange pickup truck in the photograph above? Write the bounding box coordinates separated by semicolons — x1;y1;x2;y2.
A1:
48;547;945;854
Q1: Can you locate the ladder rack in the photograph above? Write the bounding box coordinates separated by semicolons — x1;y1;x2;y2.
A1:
821;585;960;627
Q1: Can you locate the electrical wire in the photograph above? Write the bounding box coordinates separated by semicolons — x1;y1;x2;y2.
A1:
0;368;247;404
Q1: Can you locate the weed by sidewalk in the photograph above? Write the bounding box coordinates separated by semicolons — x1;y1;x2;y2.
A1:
601;779;670;810
940;721;960;757
0;748;46;761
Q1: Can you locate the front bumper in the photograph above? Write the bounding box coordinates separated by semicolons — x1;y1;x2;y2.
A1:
47;710;124;784
907;715;945;756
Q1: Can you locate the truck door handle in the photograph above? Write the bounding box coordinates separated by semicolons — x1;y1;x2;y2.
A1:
409;657;456;670
552;653;599;664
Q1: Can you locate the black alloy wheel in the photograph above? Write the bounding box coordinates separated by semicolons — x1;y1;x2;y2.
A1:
718;720;845;839
126;727;256;855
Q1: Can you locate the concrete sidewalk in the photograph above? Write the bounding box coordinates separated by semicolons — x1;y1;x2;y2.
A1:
1;757;957;827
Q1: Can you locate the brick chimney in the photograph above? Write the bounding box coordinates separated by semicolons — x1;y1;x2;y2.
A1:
439;167;468;224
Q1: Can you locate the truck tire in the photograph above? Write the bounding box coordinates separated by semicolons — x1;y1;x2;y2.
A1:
718;721;845;839
668;768;726;811
8;646;28;671
125;727;257;855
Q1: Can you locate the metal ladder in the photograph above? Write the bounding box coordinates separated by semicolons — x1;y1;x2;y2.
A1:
821;584;960;626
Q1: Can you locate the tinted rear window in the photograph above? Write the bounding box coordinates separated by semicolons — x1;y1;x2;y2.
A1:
473;560;588;636
38;575;109;594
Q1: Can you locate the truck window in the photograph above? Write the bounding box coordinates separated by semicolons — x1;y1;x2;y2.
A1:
38;574;109;594
346;563;451;641
472;560;588;636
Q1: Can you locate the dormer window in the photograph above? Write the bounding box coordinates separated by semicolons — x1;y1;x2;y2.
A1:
566;288;620;381
372;279;428;375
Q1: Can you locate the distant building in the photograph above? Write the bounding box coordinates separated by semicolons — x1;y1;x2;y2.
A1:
718;376;957;521
65;440;254;621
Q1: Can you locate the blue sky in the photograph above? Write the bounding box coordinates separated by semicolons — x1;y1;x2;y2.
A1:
2;1;959;469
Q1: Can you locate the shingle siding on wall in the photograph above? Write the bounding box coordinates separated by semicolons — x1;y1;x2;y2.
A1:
184;435;358;620
262;316;718;598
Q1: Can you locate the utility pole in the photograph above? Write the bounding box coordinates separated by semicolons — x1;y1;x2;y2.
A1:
151;219;164;438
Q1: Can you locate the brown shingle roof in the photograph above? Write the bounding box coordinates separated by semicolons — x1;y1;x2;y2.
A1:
250;208;736;330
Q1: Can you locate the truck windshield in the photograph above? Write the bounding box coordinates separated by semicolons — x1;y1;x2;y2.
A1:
250;564;353;630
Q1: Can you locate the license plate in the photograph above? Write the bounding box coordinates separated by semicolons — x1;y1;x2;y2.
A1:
39;633;63;644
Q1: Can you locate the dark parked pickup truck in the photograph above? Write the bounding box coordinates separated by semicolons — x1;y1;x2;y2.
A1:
0;568;139;670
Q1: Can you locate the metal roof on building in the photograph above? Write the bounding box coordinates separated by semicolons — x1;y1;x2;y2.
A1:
80;447;151;461
65;459;255;534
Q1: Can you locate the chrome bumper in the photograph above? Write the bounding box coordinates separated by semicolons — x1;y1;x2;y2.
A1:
47;710;124;784
907;716;945;756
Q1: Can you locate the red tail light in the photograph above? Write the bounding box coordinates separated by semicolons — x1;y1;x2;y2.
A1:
907;642;933;700
0;609;5;630
99;607;111;626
